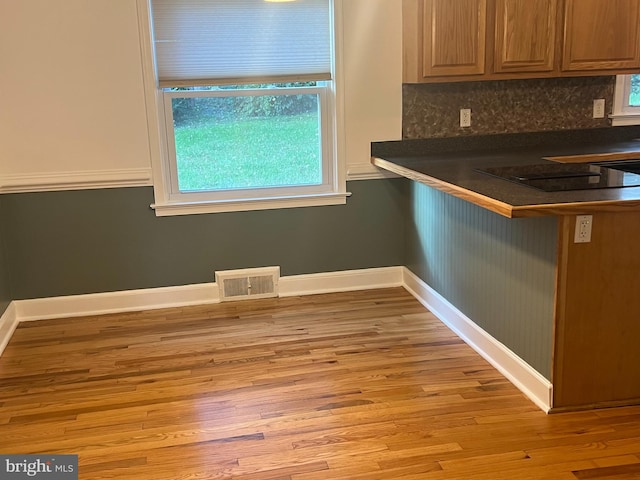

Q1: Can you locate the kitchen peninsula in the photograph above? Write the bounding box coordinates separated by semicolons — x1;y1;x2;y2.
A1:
373;127;640;411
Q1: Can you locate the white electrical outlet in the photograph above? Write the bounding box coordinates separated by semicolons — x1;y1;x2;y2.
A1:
574;215;593;243
593;99;605;119
460;108;471;128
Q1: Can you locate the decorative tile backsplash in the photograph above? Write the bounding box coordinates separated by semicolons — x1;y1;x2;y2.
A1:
403;76;616;139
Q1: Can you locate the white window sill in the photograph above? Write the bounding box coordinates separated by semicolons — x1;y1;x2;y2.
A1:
151;192;351;216
610;113;640;126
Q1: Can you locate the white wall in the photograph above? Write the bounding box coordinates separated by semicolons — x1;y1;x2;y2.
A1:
342;0;403;179
0;0;402;191
0;0;153;191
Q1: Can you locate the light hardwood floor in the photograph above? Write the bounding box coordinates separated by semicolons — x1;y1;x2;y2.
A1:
1;287;640;479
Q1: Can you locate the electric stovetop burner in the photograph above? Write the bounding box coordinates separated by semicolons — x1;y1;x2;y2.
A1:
476;161;640;192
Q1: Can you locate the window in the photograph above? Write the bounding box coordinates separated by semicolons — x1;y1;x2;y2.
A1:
611;74;640;126
138;0;347;216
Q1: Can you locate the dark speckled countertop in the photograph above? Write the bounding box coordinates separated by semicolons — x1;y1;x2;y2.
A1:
372;127;640;218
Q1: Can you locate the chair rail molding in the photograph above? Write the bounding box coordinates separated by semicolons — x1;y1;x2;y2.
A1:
0;168;153;193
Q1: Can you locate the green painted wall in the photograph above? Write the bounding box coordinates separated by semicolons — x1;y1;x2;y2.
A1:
1;175;560;380
3;180;407;300
0;196;12;315
405;182;557;379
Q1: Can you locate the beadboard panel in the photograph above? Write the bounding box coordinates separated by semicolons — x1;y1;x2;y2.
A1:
3;180;407;300
405;182;557;379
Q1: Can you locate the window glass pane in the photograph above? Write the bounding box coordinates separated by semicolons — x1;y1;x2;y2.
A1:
170;91;322;192
630;74;640;107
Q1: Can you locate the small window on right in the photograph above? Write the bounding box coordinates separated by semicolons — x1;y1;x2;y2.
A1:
612;74;640;126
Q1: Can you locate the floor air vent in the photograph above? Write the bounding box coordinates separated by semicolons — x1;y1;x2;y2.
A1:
215;267;280;302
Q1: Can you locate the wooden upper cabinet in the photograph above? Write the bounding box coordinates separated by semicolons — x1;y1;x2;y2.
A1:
422;0;487;77
493;0;559;73
403;0;640;83
562;0;640;71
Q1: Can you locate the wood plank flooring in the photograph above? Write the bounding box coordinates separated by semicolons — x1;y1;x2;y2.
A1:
1;287;640;479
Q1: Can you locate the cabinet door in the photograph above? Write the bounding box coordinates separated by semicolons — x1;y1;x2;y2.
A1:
563;0;640;71
493;0;558;73
422;0;487;77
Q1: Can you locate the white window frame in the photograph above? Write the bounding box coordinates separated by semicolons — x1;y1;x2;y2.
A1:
611;75;640;126
162;85;334;203
136;0;348;216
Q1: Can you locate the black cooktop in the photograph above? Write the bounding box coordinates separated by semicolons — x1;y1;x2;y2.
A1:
477;162;640;192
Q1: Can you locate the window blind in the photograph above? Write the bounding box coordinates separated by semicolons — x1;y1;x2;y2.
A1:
150;0;332;87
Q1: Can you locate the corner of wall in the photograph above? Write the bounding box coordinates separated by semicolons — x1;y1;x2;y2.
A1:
0;302;18;356
402;268;553;413
0;195;15;317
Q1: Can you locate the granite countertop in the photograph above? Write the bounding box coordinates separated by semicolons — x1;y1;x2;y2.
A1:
371;127;640;218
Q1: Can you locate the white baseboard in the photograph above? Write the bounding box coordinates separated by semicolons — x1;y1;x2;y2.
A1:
12;267;404;323
3;266;552;411
14;283;220;322
279;266;404;297
0;303;19;356
402;268;553;413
